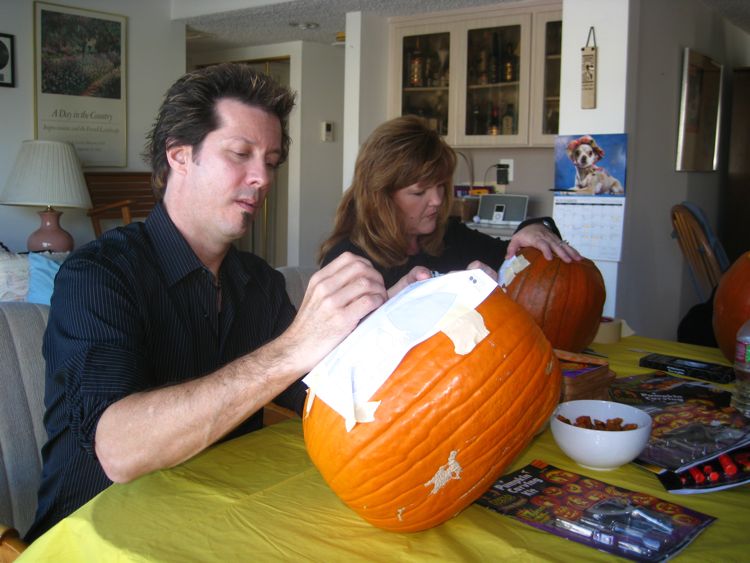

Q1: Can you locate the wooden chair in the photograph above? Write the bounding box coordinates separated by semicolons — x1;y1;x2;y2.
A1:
670;203;728;302
85;172;157;236
0;526;26;563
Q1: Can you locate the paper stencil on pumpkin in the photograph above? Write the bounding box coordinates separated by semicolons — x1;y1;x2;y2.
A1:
303;270;496;430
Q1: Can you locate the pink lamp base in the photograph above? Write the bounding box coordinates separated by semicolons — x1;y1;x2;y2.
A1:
27;207;74;252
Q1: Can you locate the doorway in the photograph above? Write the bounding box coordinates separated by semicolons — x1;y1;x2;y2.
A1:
235;58;290;267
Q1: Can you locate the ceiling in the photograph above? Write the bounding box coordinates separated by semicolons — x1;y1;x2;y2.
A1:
183;0;750;54
183;0;517;52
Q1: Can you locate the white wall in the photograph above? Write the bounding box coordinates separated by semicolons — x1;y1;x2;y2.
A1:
191;40;345;267
558;0;631;319
559;1;631;134
342;12;390;192
0;0;185;253
298;42;346;266
617;0;750;339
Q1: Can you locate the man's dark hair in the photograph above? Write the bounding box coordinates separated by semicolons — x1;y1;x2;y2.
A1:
144;63;296;198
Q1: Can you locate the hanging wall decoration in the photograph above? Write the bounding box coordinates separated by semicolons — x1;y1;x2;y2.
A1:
581;27;597;109
0;33;16;87
34;2;128;167
676;47;723;171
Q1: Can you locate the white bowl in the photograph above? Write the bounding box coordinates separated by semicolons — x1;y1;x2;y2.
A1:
550;400;652;471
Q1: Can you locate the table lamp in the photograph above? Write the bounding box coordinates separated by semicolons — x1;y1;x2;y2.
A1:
0;140;92;252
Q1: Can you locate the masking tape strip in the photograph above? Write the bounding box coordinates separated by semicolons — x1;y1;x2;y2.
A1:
593;316;622;344
440;307;489;355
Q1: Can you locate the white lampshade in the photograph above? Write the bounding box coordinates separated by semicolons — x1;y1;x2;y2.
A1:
1;140;92;209
1;140;92;252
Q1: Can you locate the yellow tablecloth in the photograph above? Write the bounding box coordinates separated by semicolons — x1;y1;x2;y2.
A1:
21;336;748;562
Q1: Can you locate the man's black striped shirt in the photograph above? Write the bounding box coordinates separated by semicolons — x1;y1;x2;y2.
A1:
26;202;305;541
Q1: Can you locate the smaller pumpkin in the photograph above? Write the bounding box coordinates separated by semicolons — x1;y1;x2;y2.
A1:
503;248;606;352
713;252;750;361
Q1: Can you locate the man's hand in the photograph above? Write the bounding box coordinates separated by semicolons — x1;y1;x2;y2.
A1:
282;252;388;373
505;223;582;262
96;252;384;484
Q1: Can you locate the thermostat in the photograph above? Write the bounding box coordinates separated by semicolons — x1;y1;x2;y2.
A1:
321;121;333;142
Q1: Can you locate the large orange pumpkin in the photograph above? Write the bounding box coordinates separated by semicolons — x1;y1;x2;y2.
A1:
503;248;606;352
303;288;561;532
713;252;750;361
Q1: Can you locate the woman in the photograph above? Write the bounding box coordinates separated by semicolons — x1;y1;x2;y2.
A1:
319;116;580;288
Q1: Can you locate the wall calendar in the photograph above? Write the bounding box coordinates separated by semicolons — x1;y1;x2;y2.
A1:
552;195;625;262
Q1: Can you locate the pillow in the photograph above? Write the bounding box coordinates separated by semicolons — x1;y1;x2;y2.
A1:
27;252;69;305
0;252;29;301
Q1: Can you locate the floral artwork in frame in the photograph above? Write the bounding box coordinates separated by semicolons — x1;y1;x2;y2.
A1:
34;2;128;167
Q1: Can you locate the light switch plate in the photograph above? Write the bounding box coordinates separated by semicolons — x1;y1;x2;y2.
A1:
321;121;333;142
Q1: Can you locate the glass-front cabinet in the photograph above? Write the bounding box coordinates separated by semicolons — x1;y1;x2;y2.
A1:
530;11;562;145
457;14;530;146
401;31;451;136
390;7;561;147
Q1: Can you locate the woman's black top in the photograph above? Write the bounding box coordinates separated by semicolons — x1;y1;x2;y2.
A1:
321;216;559;288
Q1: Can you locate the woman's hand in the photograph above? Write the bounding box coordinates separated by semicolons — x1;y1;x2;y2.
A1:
389;266;432;298
391;262;499;297
506;223;581;262
466;260;499;282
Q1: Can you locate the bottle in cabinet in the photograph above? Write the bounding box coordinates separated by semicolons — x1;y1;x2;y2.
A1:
486;101;499;135
540;19;562;137
489;32;500;84
501;104;515;135
502;42;518;82
470;103;481;135
409;38;425;87
393;12;540;146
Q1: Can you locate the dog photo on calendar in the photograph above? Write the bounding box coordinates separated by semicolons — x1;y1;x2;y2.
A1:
553;133;627;196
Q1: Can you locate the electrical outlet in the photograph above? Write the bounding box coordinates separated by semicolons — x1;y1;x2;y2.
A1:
499;158;514;182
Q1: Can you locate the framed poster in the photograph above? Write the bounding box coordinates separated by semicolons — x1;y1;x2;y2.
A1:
0;33;15;87
676;48;723;171
34;2;127;167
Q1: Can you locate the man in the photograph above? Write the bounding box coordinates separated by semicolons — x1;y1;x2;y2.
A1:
26;63;403;541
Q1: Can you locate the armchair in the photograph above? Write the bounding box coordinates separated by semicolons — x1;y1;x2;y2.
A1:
0;265;316;558
0;302;49;560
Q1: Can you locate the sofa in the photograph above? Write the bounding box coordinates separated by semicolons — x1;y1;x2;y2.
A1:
0;257;316;539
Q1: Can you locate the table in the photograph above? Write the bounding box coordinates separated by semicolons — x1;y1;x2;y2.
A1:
465;221;516;241
21;336;749;562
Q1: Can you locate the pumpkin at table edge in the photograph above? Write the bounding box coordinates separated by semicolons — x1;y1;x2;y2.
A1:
713;251;750;362
302;287;562;532
503;247;606;353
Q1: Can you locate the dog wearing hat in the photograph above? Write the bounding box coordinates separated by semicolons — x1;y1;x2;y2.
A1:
566;135;624;195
